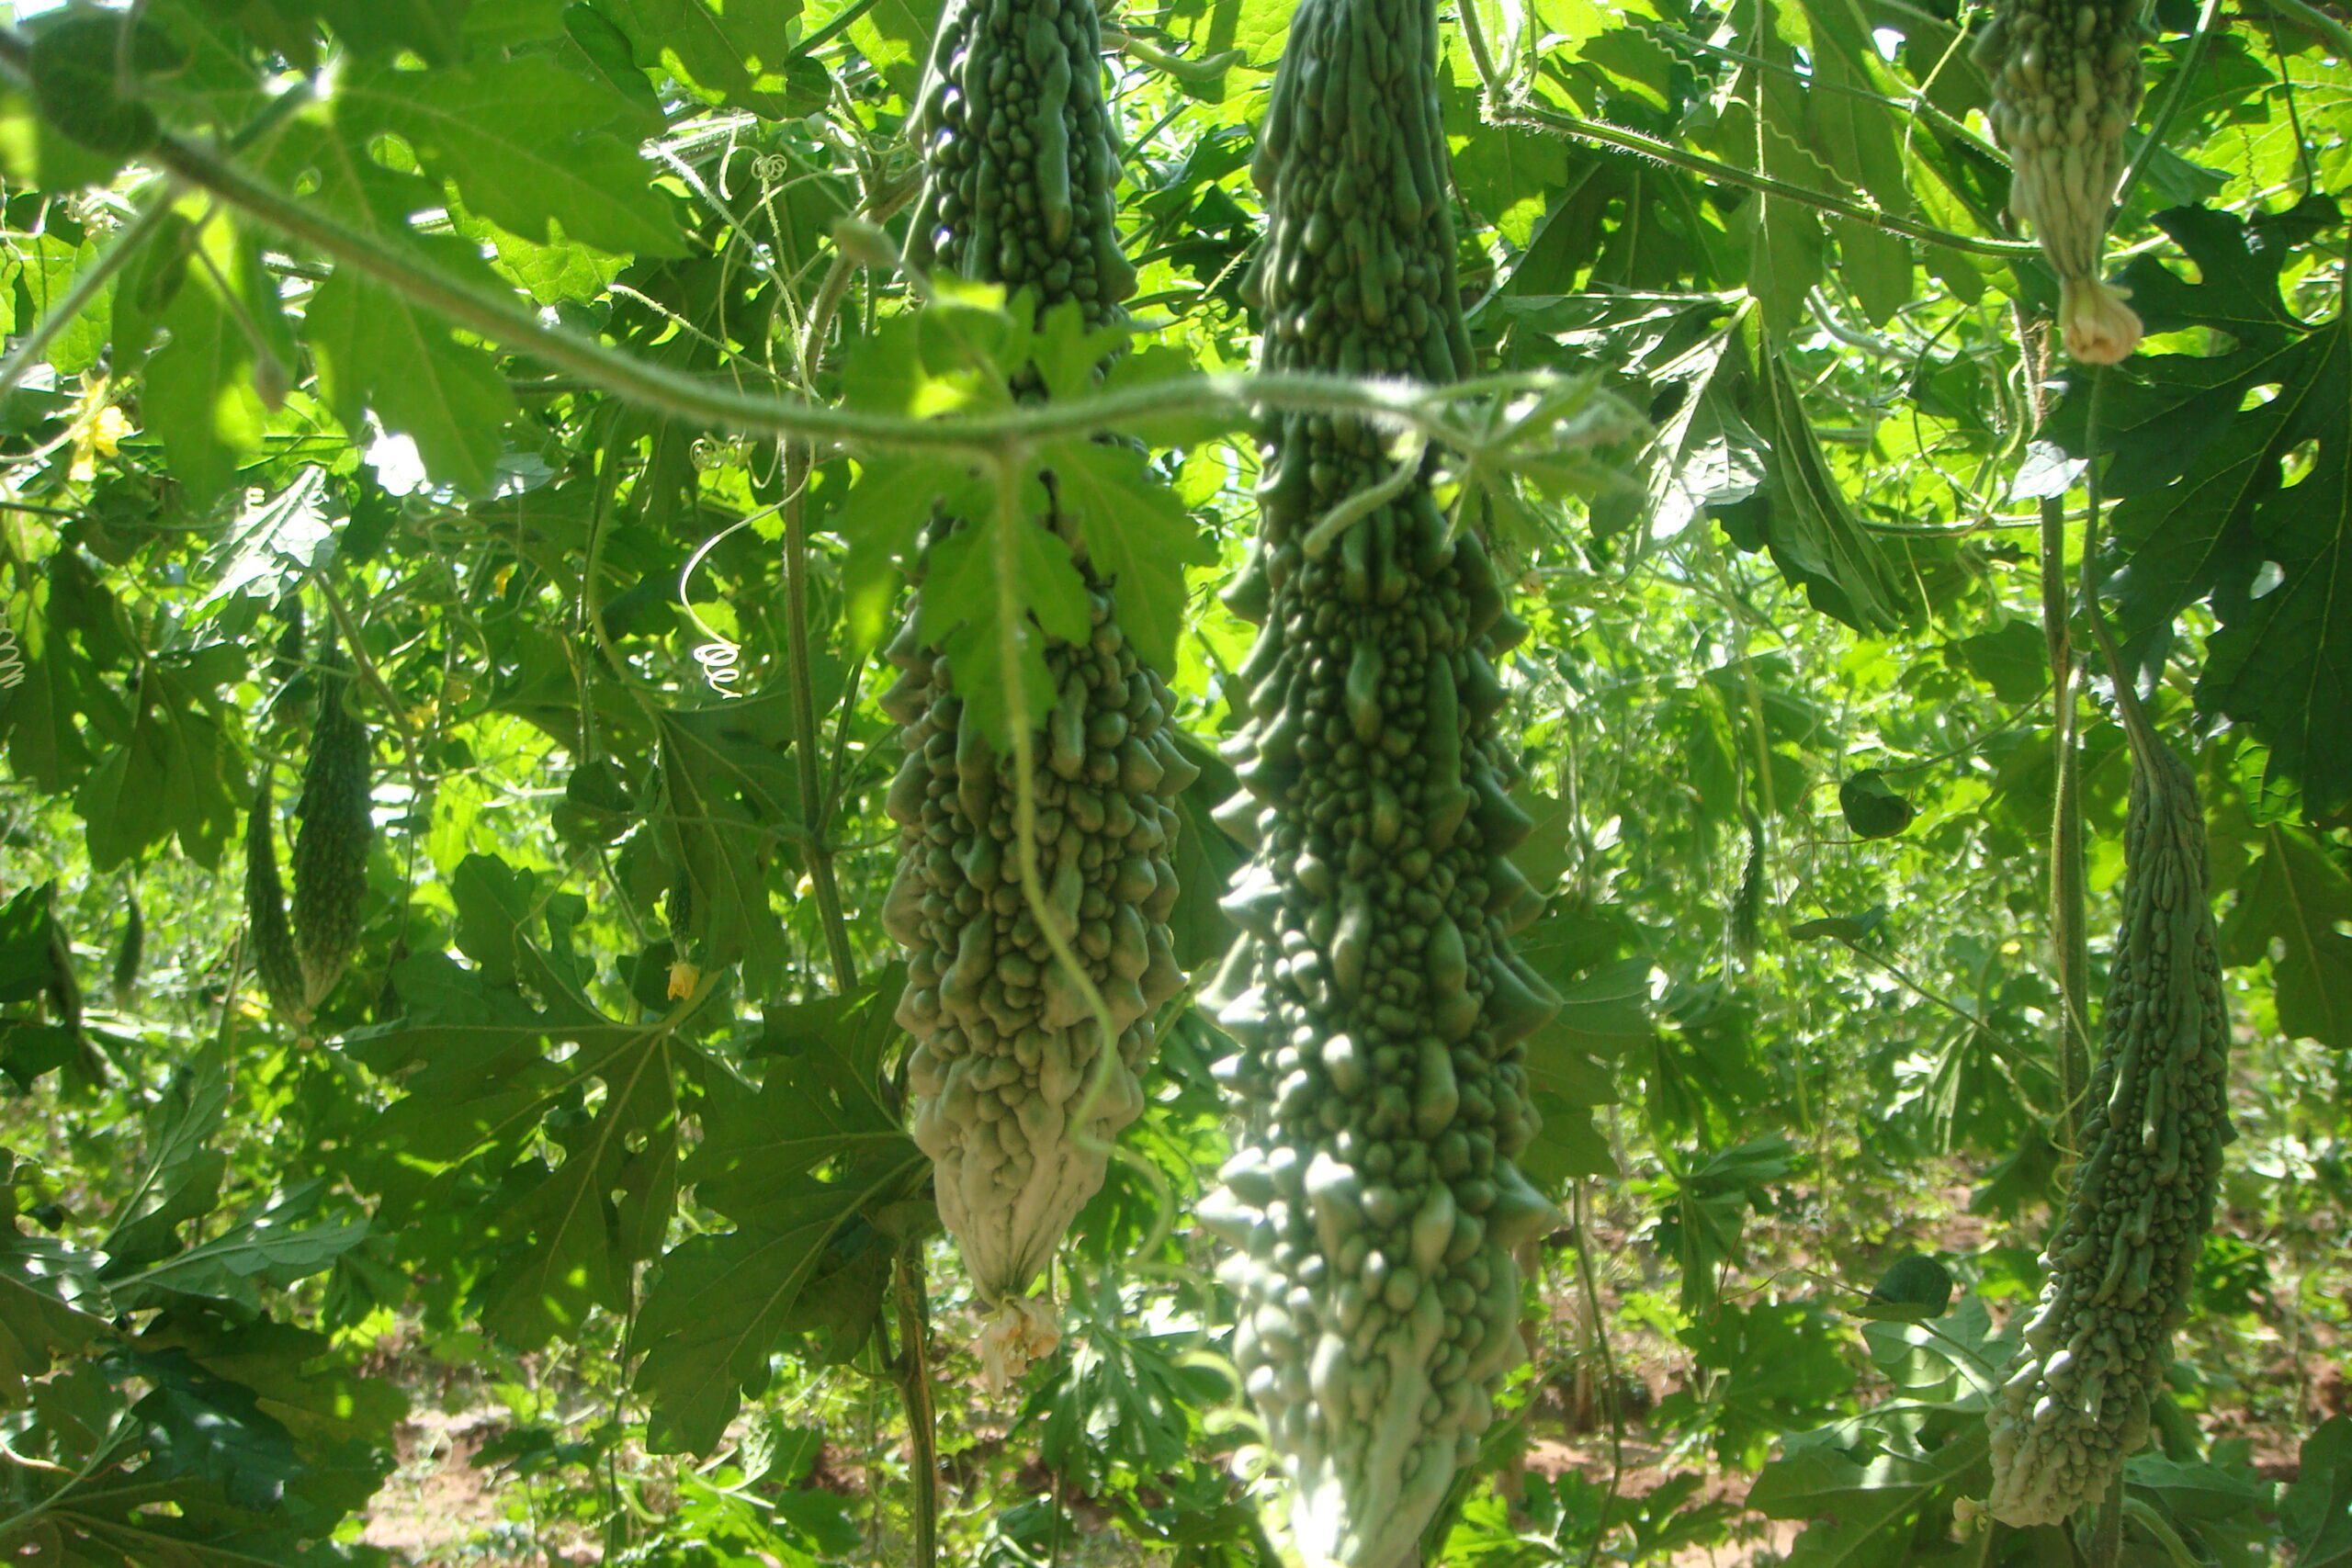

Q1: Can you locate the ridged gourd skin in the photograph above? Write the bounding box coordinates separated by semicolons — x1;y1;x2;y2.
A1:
290;654;373;1010
1200;0;1557;1559
882;0;1189;1314
903;0;1136;322
1974;0;2150;363
1985;739;2230;1527
244;777;309;1024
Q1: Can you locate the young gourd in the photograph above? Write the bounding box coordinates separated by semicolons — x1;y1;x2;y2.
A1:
1985;721;2230;1526
882;0;1190;1379
245;649;371;1025
1975;0;2151;363
1200;0;1557;1558
244;774;308;1024
291;649;372;1010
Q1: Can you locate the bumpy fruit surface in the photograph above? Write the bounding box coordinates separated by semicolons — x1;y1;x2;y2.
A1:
1985;736;2230;1526
291;653;372;1010
904;0;1136;322
884;0;1188;1320
1202;0;1558;1560
1975;0;2149;362
244;776;308;1024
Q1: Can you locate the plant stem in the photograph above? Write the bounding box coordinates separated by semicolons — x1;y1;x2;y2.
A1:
784;456;858;990
2089;1472;2125;1567
1569;1184;1624;1568
894;1247;939;1568
775;154;916;998
0;38;1580;467
2041;491;2091;1146
2013;306;2090;1145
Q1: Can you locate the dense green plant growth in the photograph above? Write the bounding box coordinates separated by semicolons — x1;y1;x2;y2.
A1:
0;0;2346;1565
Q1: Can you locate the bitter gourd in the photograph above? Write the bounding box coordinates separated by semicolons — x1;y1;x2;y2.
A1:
1984;731;2230;1527
883;0;1189;1347
903;0;1135;328
109;883;142;1010
1975;0;2149;363
290;648;371;1010
244;775;308;1024
1199;0;1558;1559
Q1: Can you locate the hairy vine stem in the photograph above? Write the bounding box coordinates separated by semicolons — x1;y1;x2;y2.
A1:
0;32;1590;479
2012;306;2092;1145
893;1249;938;1568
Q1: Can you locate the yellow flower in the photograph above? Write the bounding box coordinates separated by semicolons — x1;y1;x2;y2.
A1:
70;400;133;482
666;960;701;1000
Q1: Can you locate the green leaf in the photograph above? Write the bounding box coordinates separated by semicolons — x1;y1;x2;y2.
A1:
1838;771;1916;840
130;209;293;509
346;949;704;1349
1656;1134;1796;1317
1442;79;1559;247
340;57;684;257
26;10;173;160
0;884;69;1008
634;1031;927;1454
3;563;120;794
588;0;809;112
315;0;477;61
840;0;941;104
2282;1416;2352;1568
914;491;1091;749
1945;618;2051;705
749;963;906;1058
1027;303;1132;403
311;260;517;494
2056;200;2352;812
100;1046;233;1270
1858;1253;1954;1322
137;1315;407;1518
1035;436;1214;678
1720;330;1917;633
118;1345;305;1512
831;453;983;660
653;690;803;995
463;0;570;47
1748;1426;1989;1565
2219;818;2352;1052
1707;4;1833;336
1668;1300;1853;1466
1024;1268;1231;1485
74;651;244;871
0;1232;109;1399
110;1180;369;1310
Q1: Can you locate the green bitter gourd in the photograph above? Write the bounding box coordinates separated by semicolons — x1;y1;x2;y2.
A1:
244;774;308;1024
290;648;371;1010
1198;0;1561;1558
881;0;1188;1368
1975;0;2150;363
110;883;143;1010
1984;732;2230;1526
